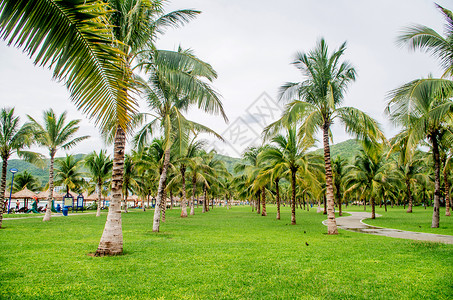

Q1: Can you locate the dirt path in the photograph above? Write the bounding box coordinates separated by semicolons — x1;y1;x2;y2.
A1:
323;211;453;244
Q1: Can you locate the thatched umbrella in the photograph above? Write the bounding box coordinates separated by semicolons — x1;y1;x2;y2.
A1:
36;189;64;200
11;187;38;210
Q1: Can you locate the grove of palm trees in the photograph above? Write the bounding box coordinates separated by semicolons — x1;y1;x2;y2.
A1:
0;1;452;299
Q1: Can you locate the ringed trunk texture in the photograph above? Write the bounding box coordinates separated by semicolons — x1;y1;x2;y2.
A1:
406;179;413;213
95;127;125;256
431;135;441;228
257;193;261;215
191;175;196;215
180;167;188;218
317;199;321;213
444;169;451;217
153;148;171;232
371;197;376;219
161;186;167;223
323;125;338;234
43;150;56;222
276;179;280;220
261;187;267;216
0;158;9;228
202;184;206;213
291;170;296;225
96;182;102;217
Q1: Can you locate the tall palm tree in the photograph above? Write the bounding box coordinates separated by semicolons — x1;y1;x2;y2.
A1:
345;146;398;219
55;154;84;195
389;3;453;227
266;39;384;234
134;46;226;232
27;109;89;222
260;126;323;224
332;156;348;216
84;150;113;217
387;80;453;227
94;0;201;255
0;107;39;227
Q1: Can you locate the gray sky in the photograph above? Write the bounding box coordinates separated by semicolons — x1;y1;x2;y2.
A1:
0;0;450;158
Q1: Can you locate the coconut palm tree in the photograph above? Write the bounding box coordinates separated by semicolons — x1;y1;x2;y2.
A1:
345;146;399;219
134;46;226;232
391;3;453;226
266;39;384;234
27;109;88;222
332;156;348;216
55;154;84;195
84;150;113;217
0;107;40;227
260;126;323;224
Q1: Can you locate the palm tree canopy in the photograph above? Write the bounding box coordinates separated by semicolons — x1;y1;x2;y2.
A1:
0;107;40;161
84;150;113;185
55;154;84;192
26;109;89;155
265;38;385;145
0;0;136;130
397;4;453;77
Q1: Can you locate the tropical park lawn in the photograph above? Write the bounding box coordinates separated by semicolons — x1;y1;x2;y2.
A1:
1;205;452;300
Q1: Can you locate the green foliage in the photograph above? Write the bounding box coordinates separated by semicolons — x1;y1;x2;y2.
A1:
311;139;362;162
0;207;451;299
214;153;241;174
6;154;86;186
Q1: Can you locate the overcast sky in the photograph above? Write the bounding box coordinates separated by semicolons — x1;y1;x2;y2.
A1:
0;0;450;158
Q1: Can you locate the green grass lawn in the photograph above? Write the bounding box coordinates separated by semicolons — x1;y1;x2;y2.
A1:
1;205;452;299
343;204;453;235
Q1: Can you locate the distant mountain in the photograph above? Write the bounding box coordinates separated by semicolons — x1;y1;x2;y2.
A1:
311;139;362;162
214;153;242;175
5;154;86;187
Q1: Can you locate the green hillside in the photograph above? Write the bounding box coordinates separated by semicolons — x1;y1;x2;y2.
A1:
214;153;242;174
5;154;86;186
312;139;362;162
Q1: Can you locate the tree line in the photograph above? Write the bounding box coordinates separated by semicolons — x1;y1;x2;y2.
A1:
0;1;452;256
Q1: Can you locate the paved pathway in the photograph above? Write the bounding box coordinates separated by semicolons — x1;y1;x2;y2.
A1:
323;211;453;244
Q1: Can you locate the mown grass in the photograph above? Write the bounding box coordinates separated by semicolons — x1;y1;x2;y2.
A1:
0;205;452;299
344;205;453;235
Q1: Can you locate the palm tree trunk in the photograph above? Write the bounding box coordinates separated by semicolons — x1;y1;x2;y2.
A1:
323;125;338;234
371;197;376;219
339;196;342;216
444;169;451;217
96;182;102;217
190;174;195;215
202;184;206;213
323;195;327;215
431;134;441;228
406;179;413;213
261;187;267;216
276;179;280;220
43;149;56;222
0;158;9;228
180;167;188;218
317;198;321;213
95;127;125;256
291;170;296;225
153;148;171;232
161;186;167;223
257;192;261;214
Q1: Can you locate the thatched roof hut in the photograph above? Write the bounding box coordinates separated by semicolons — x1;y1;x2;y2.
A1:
11;187;37;199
